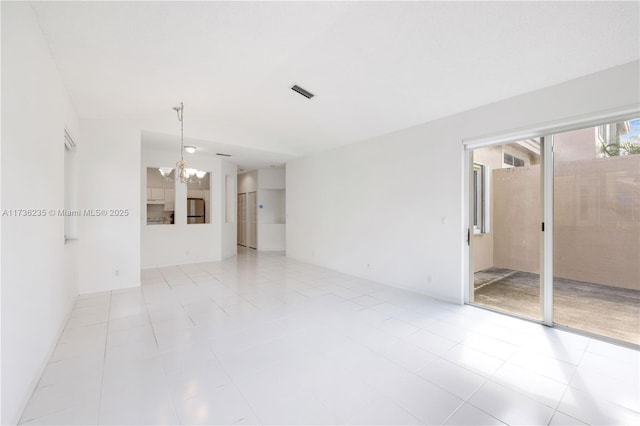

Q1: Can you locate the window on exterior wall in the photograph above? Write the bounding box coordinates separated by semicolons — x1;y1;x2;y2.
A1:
503;152;525;167
597;124;608;144
64;130;78;243
473;162;490;234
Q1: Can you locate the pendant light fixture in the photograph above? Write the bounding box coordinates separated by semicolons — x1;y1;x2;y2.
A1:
159;102;206;184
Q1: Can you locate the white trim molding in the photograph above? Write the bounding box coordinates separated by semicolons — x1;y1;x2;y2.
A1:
462;104;640;150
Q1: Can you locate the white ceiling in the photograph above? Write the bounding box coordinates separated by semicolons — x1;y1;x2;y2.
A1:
140;130;295;172
31;1;639;167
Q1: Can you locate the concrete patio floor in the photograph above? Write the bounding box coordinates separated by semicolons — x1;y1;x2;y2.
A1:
474;267;640;346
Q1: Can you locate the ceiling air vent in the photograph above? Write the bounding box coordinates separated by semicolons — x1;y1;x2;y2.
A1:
216;153;231;157
291;84;314;99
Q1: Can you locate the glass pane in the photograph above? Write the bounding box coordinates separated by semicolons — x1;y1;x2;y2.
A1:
553;119;640;345
473;169;479;228
187;171;210;224
472;140;542;321
146;167;175;225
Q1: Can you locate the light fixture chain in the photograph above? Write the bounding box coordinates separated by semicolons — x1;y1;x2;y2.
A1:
161;101;202;186
180;102;184;161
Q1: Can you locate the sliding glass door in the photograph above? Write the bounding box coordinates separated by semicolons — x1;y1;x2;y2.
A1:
470;140;543;322
468;117;640;346
553;120;640;345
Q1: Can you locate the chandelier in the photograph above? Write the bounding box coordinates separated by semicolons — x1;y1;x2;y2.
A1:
159;102;206;184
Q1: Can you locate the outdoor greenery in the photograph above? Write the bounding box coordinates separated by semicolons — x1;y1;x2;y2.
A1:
600;134;640;157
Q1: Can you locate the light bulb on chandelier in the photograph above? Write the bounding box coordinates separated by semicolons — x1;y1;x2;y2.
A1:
158;102;205;185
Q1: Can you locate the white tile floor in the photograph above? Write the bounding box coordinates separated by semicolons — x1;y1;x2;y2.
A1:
19;249;640;425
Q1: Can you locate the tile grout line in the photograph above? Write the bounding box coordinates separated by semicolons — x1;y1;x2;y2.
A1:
147;267;169;350
400;330;543;424
184;267;233;324
27;250;637;425
95;291;113;426
16;294;83;424
544;339;589;425
206;347;265;425
547;384;572;426
142;267;182;423
320;312;472;425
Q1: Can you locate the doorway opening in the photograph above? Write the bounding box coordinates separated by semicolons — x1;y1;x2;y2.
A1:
237;191;257;249
471;140;542;322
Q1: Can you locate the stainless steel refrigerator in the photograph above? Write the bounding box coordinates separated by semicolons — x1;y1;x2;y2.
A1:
187;198;205;224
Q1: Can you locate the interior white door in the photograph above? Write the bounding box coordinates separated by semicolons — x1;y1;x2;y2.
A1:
247;191;257;249
237;193;247;246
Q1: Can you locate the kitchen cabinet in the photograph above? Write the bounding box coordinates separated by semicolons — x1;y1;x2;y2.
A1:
163;188;175;211
148;187;165;202
146;167;174;224
151;188;165;200
187;189;203;199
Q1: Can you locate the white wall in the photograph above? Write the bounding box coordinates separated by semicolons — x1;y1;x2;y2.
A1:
1;3;80;424
258;190;286;224
238;170;287;251
287;61;640;304
238;171;258;193
257;167;286;189
74;120;239;282
141;147;231;267
221;161;238;259
257;168;286;251
0;49;2;423
78;121;141;293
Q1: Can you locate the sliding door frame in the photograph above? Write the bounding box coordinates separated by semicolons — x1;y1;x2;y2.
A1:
540;136;554;326
463;106;639;328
